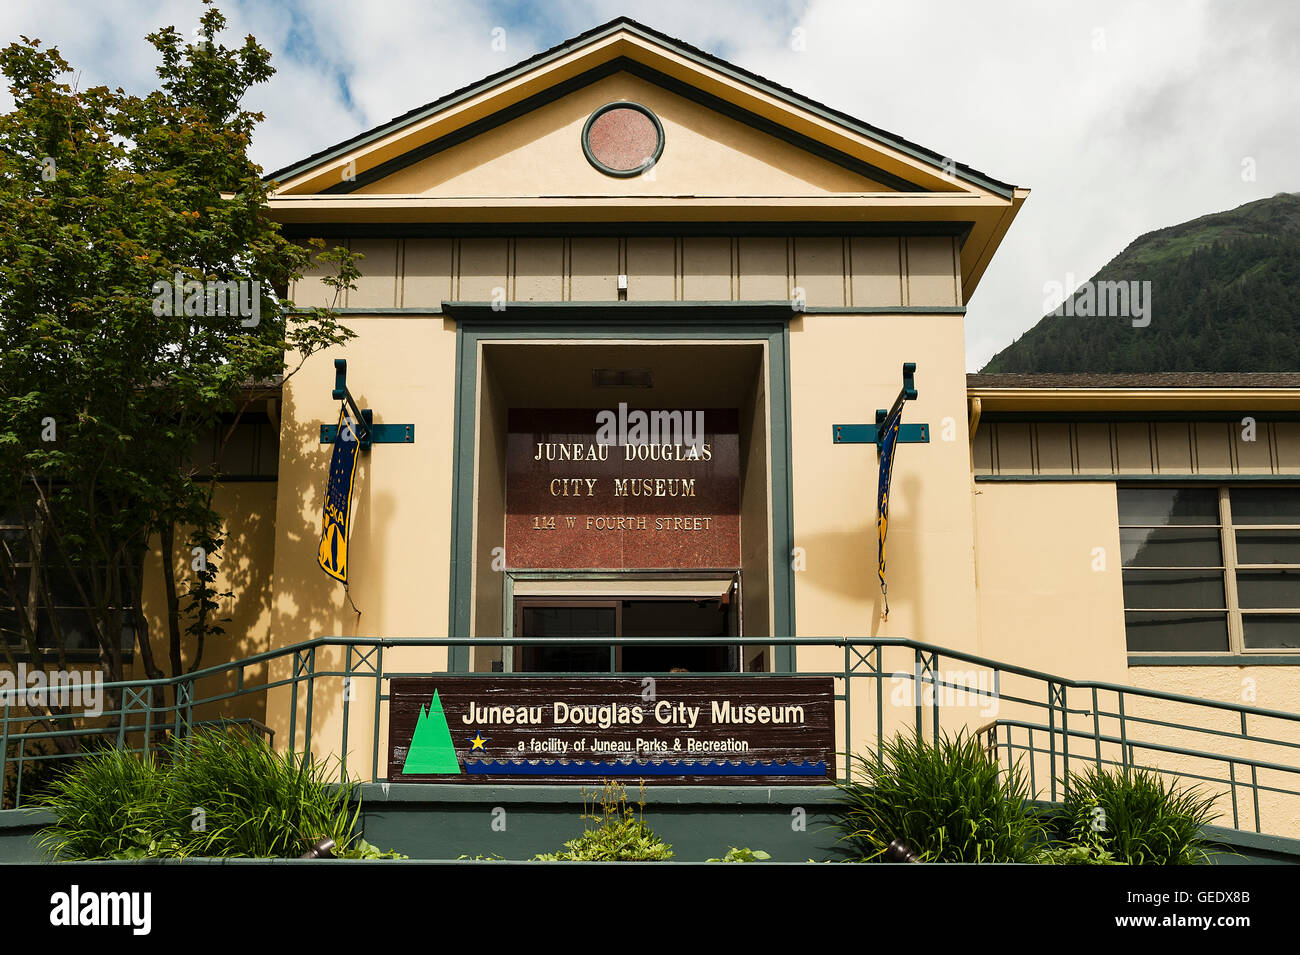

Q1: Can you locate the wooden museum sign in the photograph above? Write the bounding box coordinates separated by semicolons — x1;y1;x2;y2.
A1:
388;676;835;784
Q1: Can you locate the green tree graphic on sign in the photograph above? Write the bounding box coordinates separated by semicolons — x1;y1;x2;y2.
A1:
402;691;462;775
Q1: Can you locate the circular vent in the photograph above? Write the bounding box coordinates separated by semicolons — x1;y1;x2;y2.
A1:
582;103;664;177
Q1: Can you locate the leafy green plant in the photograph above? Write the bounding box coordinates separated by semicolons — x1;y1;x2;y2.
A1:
1034;841;1120;865
162;728;362;859
109;828;189;861
33;744;170;861
707;846;770;862
533;781;673;861
830;730;1049;863
32;728;401;860
1056;767;1220;865
340;838;409;860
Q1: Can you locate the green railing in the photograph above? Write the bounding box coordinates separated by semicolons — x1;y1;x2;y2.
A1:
4;636;1300;837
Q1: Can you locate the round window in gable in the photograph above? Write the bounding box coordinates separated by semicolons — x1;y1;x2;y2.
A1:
582;102;664;177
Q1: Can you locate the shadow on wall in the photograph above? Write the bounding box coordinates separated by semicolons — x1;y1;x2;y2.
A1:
136;481;276;727
793;472;926;641
260;363;438;769
183;481;276;726
137;381;369;742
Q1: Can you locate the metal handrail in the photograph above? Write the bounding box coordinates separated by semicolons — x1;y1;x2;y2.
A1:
3;634;1296;720
3;635;1299;838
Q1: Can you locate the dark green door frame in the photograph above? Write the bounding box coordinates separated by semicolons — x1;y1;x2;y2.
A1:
446;307;796;672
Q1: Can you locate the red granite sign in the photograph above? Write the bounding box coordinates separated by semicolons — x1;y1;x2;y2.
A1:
506;408;740;568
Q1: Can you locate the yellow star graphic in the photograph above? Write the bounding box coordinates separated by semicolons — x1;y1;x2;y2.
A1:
468;733;489;751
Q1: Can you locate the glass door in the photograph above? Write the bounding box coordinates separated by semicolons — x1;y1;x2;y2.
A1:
515;600;619;672
619;599;734;672
513;590;738;673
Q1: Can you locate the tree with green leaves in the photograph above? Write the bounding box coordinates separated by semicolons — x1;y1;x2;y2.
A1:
0;1;357;743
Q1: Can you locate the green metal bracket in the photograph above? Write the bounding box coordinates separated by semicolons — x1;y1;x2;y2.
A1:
319;359;415;449
833;362;928;445
320;418;415;446
833;422;929;444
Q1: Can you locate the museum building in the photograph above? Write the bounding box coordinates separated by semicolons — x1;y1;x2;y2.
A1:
8;18;1299;858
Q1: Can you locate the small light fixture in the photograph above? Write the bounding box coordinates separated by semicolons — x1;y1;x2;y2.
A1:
882;838;919;862
300;837;336;859
592;368;653;388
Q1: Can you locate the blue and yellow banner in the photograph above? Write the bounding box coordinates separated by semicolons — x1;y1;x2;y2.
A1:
877;399;904;601
318;405;360;583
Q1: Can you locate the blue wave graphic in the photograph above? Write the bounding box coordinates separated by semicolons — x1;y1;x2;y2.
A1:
463;759;827;776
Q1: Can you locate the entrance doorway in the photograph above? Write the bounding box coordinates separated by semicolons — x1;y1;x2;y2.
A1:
462;339;787;675
510;577;740;673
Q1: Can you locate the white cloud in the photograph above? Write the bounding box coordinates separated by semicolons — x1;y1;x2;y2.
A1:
719;0;1300;368
3;0;1297;369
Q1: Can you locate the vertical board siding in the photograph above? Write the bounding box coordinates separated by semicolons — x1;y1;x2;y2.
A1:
457;238;510;302
299;234;944;309
513;238;565;301
792;236;846;307
348;238;399;308
569;237;620;300
626;237;677;301
681;236;732;300
737;237;789;301
402;238;454;306
975;420;1300;477
850;237;904;307
904;236;959;307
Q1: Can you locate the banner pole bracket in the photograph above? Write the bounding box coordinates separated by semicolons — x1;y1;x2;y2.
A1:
318;359;416;449
833;363;927;445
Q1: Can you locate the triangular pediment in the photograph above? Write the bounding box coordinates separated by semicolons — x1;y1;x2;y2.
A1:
344;70;899;198
266;18;1026;299
268;19;1008;201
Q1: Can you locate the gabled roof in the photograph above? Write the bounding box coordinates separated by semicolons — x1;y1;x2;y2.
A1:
266;16;1014;198
967;372;1300;413
969;373;1300;390
265;17;1028;301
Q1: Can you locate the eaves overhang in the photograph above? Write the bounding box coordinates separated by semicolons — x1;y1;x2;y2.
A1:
966;387;1300;414
265;17;1017;200
264;17;1027;303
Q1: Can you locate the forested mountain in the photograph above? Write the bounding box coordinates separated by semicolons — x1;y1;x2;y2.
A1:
981;193;1300;373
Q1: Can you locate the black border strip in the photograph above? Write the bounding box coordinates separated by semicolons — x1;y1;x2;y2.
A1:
281;221;976;240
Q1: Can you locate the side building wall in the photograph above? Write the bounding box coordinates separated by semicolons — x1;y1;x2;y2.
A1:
973;415;1300;836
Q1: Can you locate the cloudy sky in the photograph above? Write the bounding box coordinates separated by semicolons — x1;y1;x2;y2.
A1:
3;0;1297;369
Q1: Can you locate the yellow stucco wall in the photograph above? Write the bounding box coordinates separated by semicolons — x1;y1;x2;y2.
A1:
1126;666;1300;836
0;482;278;772
969;476;1300;835
788;310;983;756
790;312;976;647
972;481;1128;682
0;482;279;730
263;316;458;769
